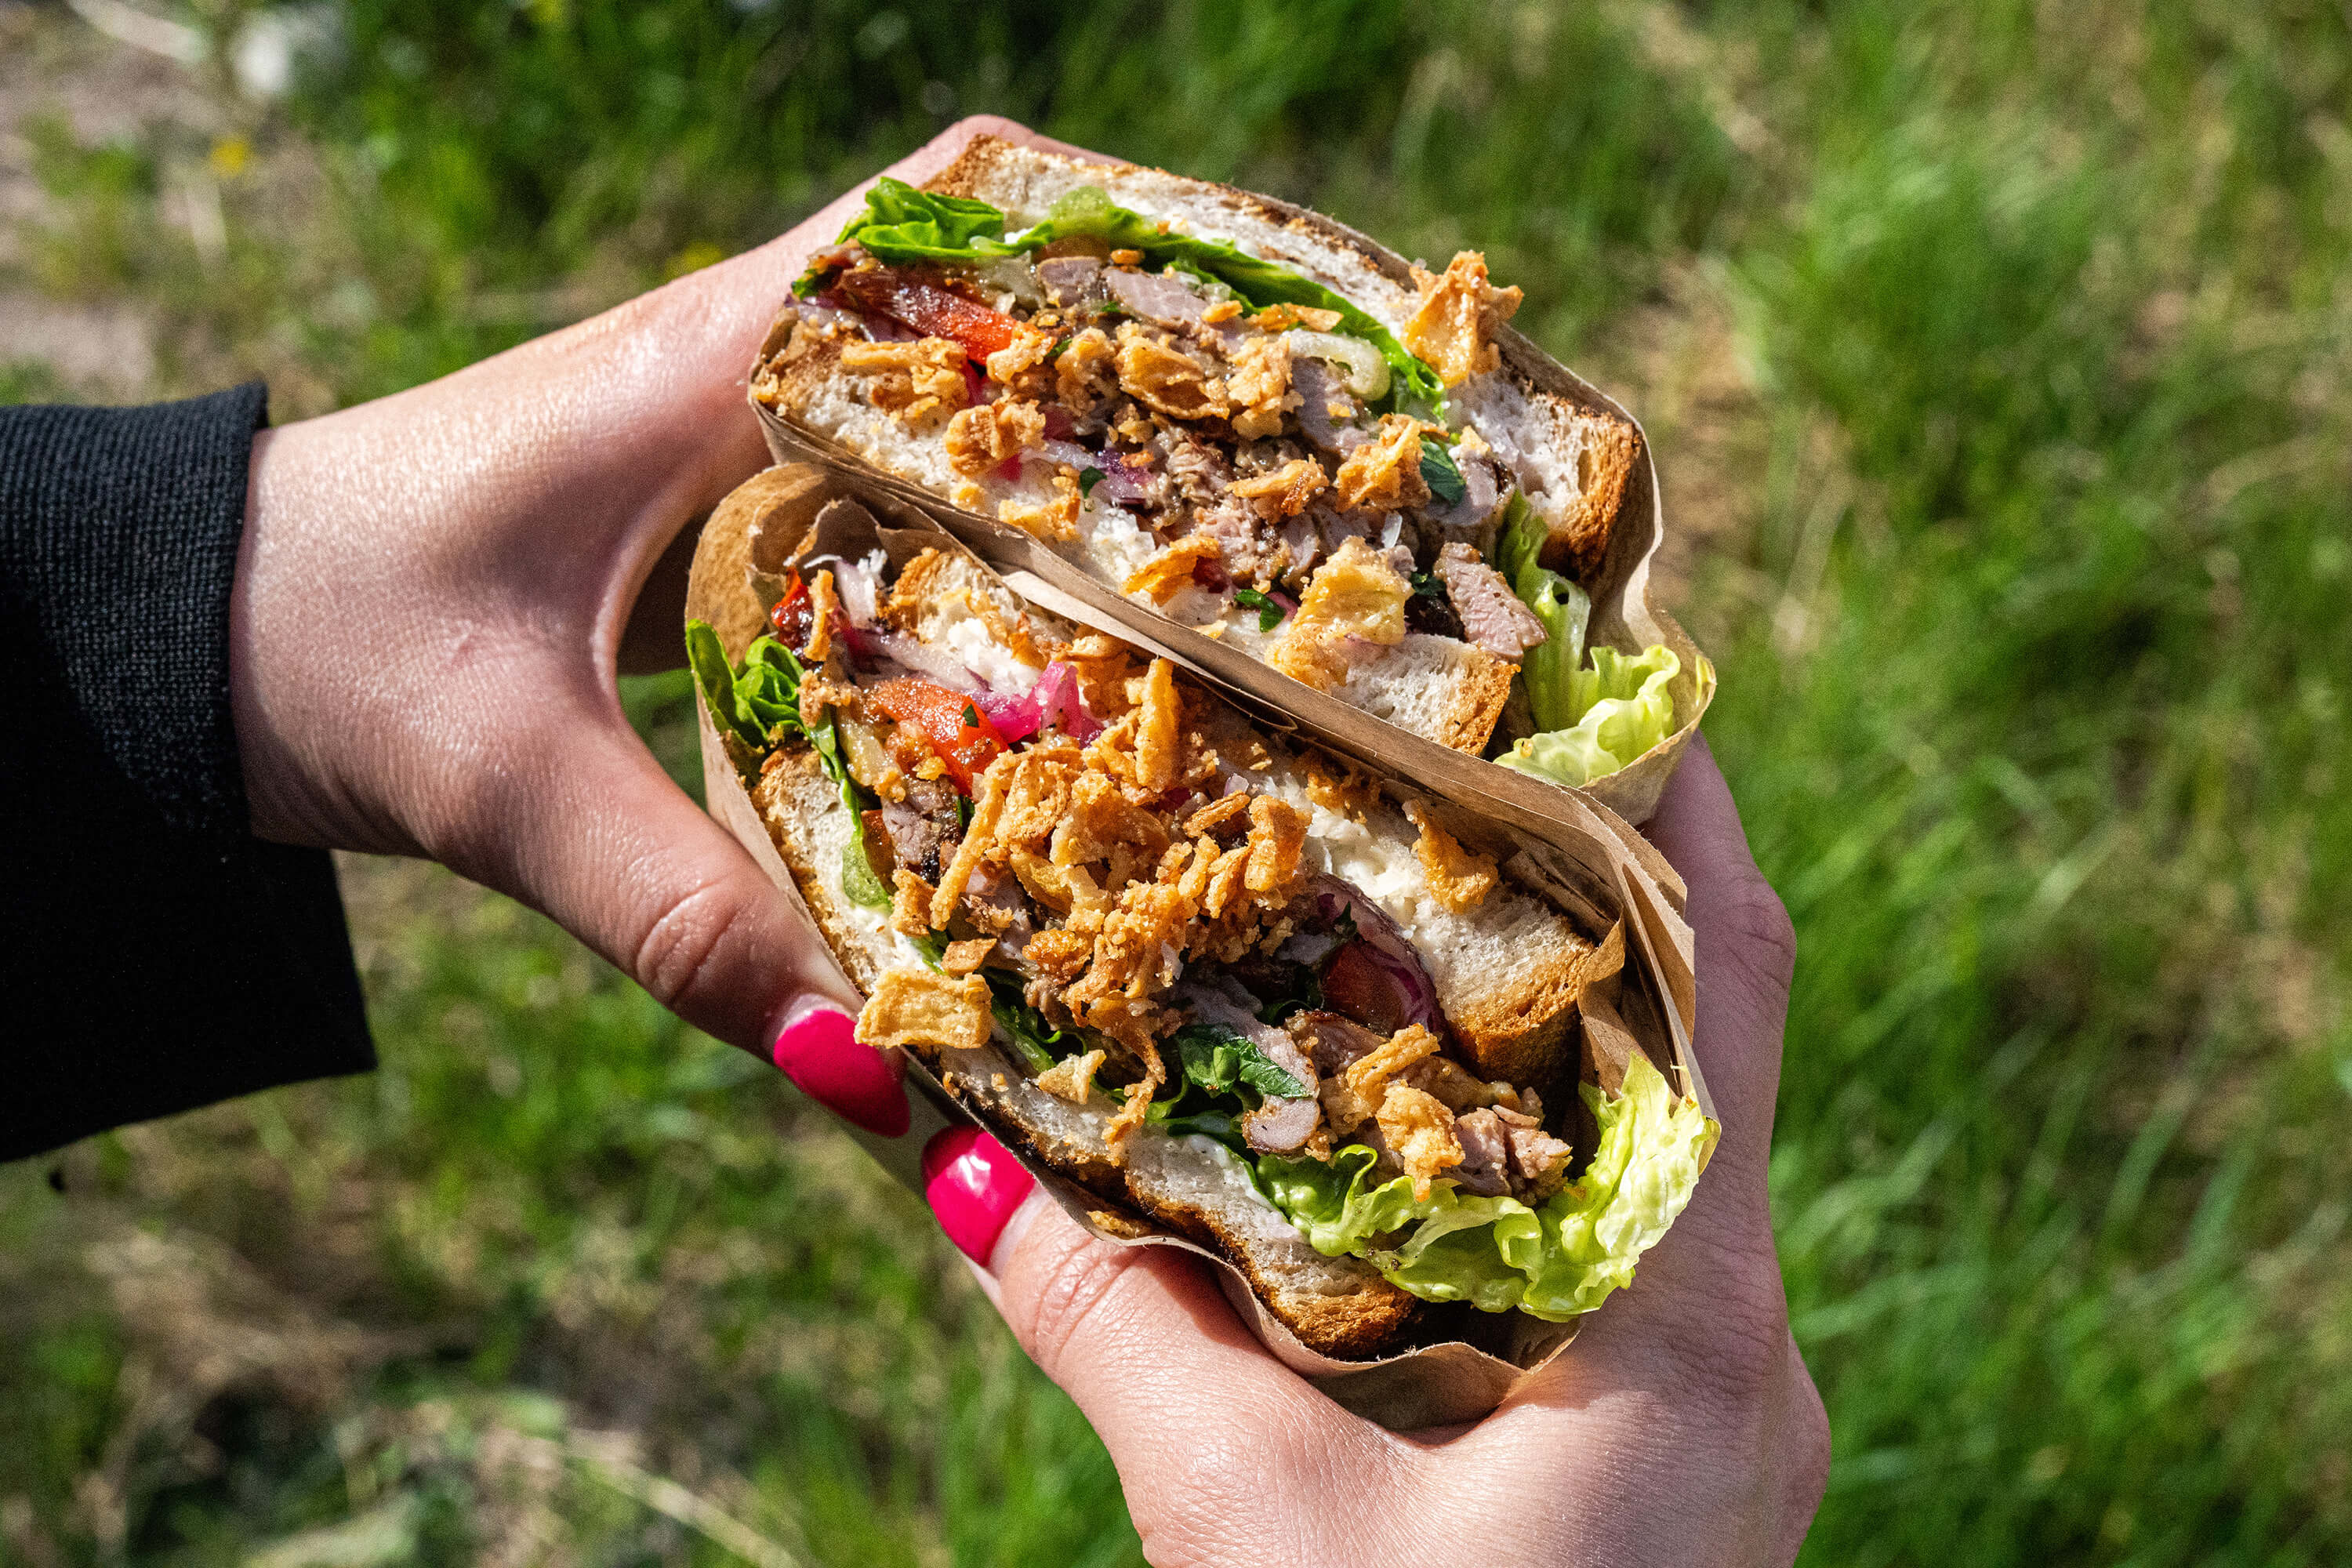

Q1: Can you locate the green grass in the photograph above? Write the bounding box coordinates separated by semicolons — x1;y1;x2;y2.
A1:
4;1;2350;1563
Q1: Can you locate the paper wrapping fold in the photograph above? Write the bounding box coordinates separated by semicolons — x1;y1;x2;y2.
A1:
688;463;1711;1431
747;150;1712;827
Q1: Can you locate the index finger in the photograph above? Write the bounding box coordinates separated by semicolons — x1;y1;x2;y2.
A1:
1643;735;1797;1172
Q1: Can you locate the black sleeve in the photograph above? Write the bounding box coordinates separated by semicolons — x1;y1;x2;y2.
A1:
0;385;374;1162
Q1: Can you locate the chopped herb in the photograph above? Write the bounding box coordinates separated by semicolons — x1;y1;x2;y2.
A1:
1233;586;1286;633
1078;466;1105;499
1168;1022;1311;1102
1419;437;1468;505
961;702;981;728
1408;570;1445;600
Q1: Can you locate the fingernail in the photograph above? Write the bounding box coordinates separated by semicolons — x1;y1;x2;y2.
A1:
922;1127;1035;1267
772;1004;908;1138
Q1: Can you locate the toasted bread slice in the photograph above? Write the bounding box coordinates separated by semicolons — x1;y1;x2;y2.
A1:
750;744;1423;1359
754;137;1643;751
924;137;1639;579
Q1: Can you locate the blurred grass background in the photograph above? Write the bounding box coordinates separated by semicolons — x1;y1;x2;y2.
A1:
3;0;2350;1562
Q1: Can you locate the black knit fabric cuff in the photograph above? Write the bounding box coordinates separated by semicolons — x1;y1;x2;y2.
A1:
0;383;269;837
1;386;375;1161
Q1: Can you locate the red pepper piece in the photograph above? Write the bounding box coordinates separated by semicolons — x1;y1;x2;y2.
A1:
768;570;814;652
832;266;1023;361
868;677;1006;794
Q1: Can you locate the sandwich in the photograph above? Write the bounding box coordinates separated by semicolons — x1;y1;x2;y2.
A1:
750;136;1683;793
687;474;1716;1358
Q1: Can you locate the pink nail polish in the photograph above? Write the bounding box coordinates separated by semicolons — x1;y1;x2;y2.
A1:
771;1006;909;1138
922;1127;1035;1266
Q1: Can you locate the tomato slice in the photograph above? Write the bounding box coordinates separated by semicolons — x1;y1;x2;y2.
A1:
768;570;813;651
867;677;1005;793
832;266;1023;361
1318;940;1410;1036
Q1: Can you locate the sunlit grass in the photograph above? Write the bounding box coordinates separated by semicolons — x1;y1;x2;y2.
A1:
2;1;2348;1563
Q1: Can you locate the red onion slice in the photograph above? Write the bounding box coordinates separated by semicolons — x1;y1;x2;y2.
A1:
969;660;1100;745
1305;875;1440;1031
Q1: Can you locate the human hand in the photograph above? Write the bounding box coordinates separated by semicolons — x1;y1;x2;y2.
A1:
229;118;1092;1129
923;736;1827;1566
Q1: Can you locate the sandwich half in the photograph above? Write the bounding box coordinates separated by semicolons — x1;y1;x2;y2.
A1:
752;136;1683;790
688;474;1716;1359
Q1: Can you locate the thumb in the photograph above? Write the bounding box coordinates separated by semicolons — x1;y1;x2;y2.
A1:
443;688;898;1131
964;1171;1416;1563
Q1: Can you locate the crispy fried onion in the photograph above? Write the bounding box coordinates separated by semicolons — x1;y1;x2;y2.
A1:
840;336;970;429
1113;324;1229;421
1332;412;1436;512
1269;535;1410;691
889;655;1312;1156
1402;250;1524;387
946;397;1046;476
1403;799;1499;913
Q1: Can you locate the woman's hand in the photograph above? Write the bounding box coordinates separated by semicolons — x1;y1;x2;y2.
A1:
232;104;1824;1559
938;739;1828;1566
229;117;1083;1102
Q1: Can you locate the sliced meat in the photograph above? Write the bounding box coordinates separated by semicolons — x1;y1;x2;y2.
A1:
1190;499;1264;583
1288;1008;1385;1077
1161;428;1232;509
879;778;960;881
1290;356;1371;454
1450;1108;1513;1196
962;861;1036;949
1104;268;1240;348
1426;445;1504;532
1435;541;1547;660
1242;1092;1323;1153
1276;514;1321;586
1495;1105;1573;1198
1036;255;1107;309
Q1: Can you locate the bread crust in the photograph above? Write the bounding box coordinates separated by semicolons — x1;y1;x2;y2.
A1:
750;744;1423;1359
754;137;1647;750
926;135;1640;575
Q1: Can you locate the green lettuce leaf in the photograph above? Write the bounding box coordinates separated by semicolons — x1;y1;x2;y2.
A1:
687;620;807;750
1497;493;1593;735
1488;496;1681;786
815;177;1018;277
840;837;891;910
1254;1051;1718;1320
1500;645;1680;789
686;619;897;909
801;181;1446;415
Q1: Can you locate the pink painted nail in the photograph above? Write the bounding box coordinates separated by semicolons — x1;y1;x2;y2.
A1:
771;1005;908;1138
922;1127;1035;1266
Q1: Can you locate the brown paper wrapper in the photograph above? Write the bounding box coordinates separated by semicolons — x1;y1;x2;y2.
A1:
688;463;1711;1430
748;151;1711;827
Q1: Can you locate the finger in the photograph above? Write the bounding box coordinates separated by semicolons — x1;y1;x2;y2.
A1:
595;114;1123;671
975;1163;1414;1559
1644;735;1796;1167
431;685;904;1134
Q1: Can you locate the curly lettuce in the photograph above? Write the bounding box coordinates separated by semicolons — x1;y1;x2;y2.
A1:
687;618;889;909
1253;1052;1717;1320
807;180;1446;416
1492;494;1680;787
